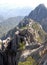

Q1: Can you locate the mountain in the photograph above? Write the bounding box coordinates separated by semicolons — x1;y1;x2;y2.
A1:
0;4;47;65
0;18;47;65
28;4;47;32
0;16;24;39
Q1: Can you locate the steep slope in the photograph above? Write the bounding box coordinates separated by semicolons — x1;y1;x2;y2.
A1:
28;4;47;32
19;19;47;43
0;18;47;65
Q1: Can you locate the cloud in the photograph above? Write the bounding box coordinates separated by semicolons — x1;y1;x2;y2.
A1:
0;0;47;8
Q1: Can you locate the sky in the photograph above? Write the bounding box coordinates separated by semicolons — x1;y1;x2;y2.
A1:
0;0;47;18
0;0;47;9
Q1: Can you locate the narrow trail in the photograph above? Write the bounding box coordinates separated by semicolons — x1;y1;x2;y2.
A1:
21;45;44;57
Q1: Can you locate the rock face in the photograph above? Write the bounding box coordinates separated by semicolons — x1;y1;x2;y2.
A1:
0;19;47;65
0;36;18;65
39;54;47;65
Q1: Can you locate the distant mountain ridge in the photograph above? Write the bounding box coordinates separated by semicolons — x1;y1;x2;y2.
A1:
0;16;4;22
0;16;24;38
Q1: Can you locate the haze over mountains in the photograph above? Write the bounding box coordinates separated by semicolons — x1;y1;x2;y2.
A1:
0;7;32;19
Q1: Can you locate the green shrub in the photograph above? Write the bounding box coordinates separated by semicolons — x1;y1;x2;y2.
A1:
36;36;42;43
32;23;40;31
18;56;38;65
0;42;2;45
19;42;25;50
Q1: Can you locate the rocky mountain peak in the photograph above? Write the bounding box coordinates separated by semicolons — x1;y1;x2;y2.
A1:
28;4;47;32
28;4;47;21
36;4;46;9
